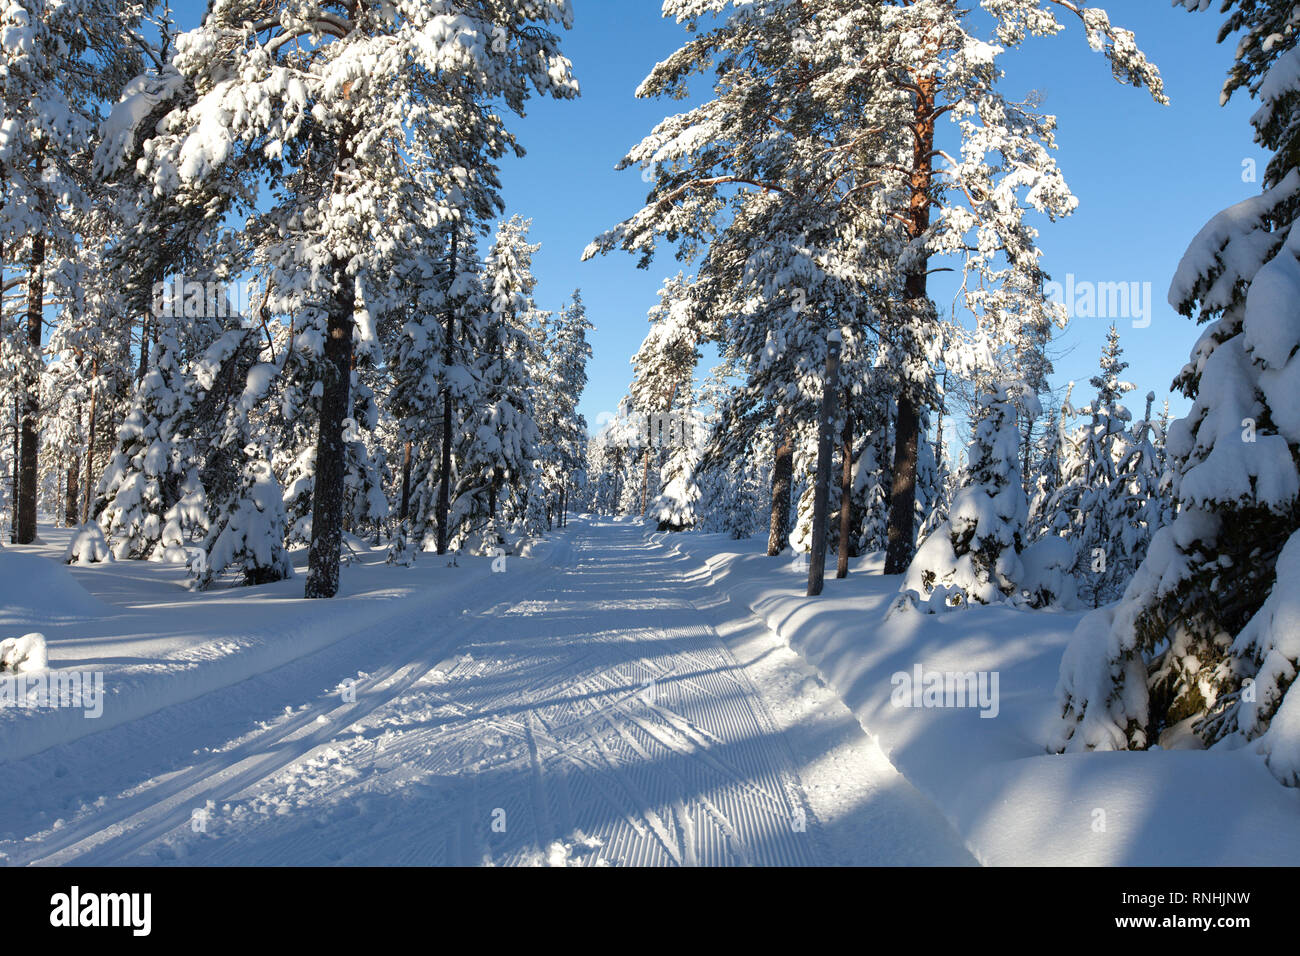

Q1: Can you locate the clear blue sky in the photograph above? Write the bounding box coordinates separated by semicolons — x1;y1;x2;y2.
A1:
164;1;1267;435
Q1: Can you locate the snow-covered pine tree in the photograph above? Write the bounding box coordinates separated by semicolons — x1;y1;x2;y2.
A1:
875;0;1164;576
122;0;577;597
1;0;142;542
589;1;1163;580
587;3;901;556
1054;0;1300;785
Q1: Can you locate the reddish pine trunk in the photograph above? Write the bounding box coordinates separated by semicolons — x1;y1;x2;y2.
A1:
884;72;937;576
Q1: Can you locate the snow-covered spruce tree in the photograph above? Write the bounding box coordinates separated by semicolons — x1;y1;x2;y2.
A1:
852;424;892;555
899;385;1030;611
1068;325;1137;605
1097;389;1168;603
193;442;292;589
385;517;417;567
628;275;702;519
1140;393;1177;533
95;313;199;559
1054;0;1300;783
64;519;112;564
385;223;481;550
535;289;593;527
126;0;576;596
182;325;288;586
1028;337;1161;603
451;216;541;546
1027;385;1070;539
650;397;705;532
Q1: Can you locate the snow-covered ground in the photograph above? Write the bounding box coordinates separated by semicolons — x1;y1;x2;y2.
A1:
4;517;1294;866
661;530;1300;866
0;519;971;866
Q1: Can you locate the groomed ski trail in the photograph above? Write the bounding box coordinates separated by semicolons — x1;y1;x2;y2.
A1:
0;519;973;867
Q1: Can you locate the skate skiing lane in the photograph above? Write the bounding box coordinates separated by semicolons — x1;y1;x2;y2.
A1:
0;519;975;866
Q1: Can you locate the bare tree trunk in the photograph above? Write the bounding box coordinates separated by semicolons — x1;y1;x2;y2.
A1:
611;448;623;513
65;458;79;526
304;257;356;598
885;392;921;575
1021;414;1033;496
10;397;18;542
807;337;841;596
836;392;853;579
768;416;794;556
80;362;99;525
884;70;937;576
137;313;150;384
399;440;412;521
934;367;947;477
304;114;360;597
640;448;652;516
16;233;45;543
435;227;459;556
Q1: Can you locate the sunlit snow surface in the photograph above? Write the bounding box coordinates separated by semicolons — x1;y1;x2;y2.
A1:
0;519;970;866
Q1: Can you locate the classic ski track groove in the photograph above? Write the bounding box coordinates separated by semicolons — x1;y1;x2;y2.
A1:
14;541;575;867
8;524;829;866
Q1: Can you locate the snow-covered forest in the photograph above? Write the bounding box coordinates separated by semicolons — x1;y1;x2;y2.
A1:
0;0;1297;879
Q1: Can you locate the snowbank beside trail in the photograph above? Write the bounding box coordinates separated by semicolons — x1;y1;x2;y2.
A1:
0;551;112;627
0;525;576;763
657;528;1300;866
